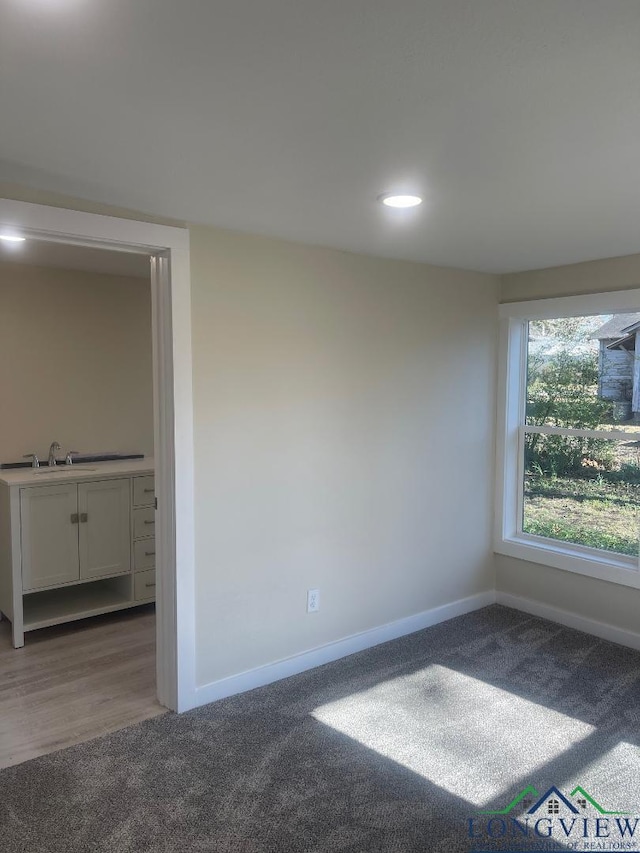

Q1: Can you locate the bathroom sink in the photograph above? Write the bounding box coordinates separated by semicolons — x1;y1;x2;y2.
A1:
32;466;97;474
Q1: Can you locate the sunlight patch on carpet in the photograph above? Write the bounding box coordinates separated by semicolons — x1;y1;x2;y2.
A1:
312;664;595;807
572;739;640;800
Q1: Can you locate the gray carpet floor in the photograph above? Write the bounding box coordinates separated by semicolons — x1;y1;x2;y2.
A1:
1;604;640;852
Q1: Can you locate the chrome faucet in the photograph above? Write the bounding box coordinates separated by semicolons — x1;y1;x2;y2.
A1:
23;453;40;468
48;441;61;467
65;450;79;465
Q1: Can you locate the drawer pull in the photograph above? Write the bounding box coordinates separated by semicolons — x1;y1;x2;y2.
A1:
145;551;156;557
80;513;88;523
143;520;155;525
70;513;79;524
144;488;154;493
145;582;156;588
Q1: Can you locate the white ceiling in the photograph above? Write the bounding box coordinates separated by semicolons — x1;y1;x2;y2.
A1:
1;0;639;274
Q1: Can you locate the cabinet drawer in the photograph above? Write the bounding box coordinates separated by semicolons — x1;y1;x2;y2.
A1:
134;569;156;601
133;506;155;539
134;538;155;570
132;475;155;507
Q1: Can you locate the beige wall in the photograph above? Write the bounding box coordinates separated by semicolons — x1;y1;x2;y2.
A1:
0;182;185;228
498;252;640;629
0;261;154;462
0;186;501;689
191;227;498;684
5;183;638;687
501;252;640;302
4;184;640;685
496;556;640;633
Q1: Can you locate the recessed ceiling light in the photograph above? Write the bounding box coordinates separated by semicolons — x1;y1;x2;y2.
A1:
0;234;26;243
378;193;423;209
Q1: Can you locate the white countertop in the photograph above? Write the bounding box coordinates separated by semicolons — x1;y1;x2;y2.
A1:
0;457;154;488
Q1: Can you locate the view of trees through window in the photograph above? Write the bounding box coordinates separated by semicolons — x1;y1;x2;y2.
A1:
523;314;640;558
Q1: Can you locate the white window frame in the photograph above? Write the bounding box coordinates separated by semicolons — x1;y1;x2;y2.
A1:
495;288;640;589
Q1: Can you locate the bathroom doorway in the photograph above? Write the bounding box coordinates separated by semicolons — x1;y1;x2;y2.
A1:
0;200;195;764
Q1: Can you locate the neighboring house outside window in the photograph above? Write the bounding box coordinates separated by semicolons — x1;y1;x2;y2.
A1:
592;312;640;419
495;289;640;589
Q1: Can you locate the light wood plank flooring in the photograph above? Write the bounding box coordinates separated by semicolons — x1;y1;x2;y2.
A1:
0;604;165;768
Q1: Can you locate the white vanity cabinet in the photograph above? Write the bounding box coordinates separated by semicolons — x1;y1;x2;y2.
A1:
21;479;130;591
20;484;80;590
131;474;156;602
0;460;154;648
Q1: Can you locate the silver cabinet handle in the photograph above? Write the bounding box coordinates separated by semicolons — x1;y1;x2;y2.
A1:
80;513;88;523
143;520;155;525
145;551;156;557
145;582;156;588
144;488;154;493
70;513;79;524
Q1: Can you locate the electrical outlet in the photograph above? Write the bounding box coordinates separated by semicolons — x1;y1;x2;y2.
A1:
307;588;320;613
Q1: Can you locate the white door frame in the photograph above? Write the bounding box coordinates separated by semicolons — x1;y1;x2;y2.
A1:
0;199;196;712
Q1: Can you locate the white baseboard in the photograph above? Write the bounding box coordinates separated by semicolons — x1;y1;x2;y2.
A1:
194;590;496;708
496;591;640;651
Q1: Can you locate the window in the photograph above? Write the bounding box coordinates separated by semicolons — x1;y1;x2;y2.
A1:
496;289;640;589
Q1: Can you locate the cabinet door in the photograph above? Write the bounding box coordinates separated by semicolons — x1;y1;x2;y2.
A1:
78;479;131;579
20;485;79;591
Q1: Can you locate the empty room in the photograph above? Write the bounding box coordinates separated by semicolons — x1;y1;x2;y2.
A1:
1;2;640;851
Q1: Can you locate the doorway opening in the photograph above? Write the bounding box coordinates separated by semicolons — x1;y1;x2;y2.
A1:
0;200;196;764
0;238;164;764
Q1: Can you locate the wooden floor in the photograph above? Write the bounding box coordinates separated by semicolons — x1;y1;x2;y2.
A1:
0;605;166;768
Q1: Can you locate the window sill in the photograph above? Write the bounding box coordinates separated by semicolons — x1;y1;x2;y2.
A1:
495;534;640;589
